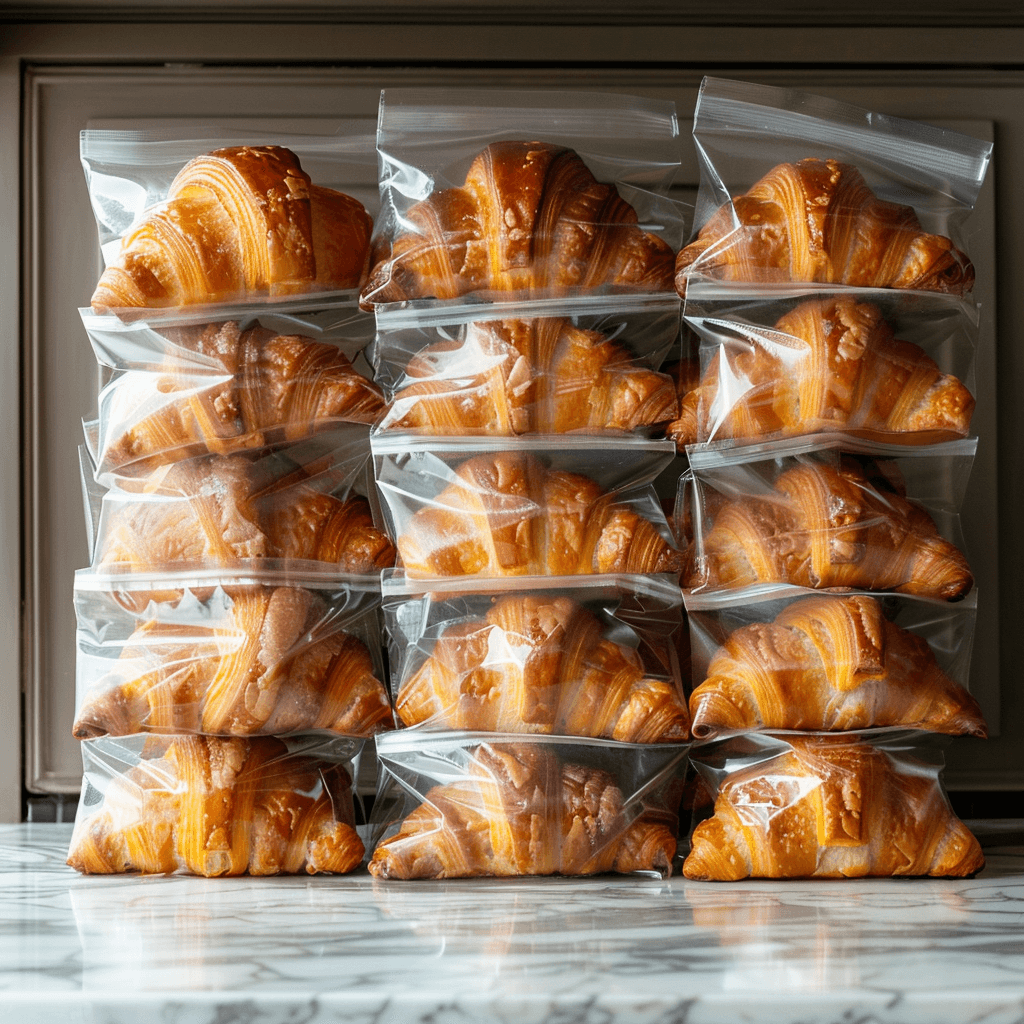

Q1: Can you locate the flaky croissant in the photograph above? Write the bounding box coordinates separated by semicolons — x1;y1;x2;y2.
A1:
101;321;383;473
67;736;365;875
675;158;974;295
688;459;973;600
683;736;984;880
672;297;975;447
369;743;677;879
73;585;393;739
92;145;373;312
361;141;675;308
397;451;681;577
378;317;677;435
689;594;985;739
397;593;690;742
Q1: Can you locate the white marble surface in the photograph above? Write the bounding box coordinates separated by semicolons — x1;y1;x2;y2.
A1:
2;823;1023;1024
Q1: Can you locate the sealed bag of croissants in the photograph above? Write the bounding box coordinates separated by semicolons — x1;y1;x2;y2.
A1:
67;733;368;876
677;441;977;601
367;734;689;879
682;729;985;880
371;435;683;580
81;125;380;316
674;77;992;296
380;571;691;743
359;89;687;310
73;572;394;741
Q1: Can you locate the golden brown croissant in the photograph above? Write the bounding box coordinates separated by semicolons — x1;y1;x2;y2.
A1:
689;594;985;739
688;459;973;600
378;317;678;435
102;321;383;473
96;453;395;577
672;297;975;447
73;584;393;739
91;145;373;312
67;735;365;875
396;593;690;742
368;743;677;878
675;158;974;295
361;140;675;308
396;450;682;577
683;736;985;880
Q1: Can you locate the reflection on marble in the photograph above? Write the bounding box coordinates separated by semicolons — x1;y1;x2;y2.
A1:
1;823;1023;1024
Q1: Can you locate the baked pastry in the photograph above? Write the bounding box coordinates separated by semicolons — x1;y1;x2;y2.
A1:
683;736;985;879
91;145;373;311
361;140;675;307
368;743;677;878
675;158;974;295
73;584;393;739
687;459;973;600
397;593;690;742
67;736;365;875
101;321;383;473
671;297;974;447
396;451;682;577
378;317;677;435
689;594;986;739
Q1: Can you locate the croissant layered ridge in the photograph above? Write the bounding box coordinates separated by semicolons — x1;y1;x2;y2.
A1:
91;145;373;312
361;141;676;308
675;158;975;295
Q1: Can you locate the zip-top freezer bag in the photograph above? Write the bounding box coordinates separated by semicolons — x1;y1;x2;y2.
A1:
368;731;689;879
683;729;984;881
82;425;395;580
685;585;983;740
81;123;379;319
67;732;366;876
675;77;992;298
674;285;979;450
370;293;681;438
371;434;682;580
382;571;690;742
360;89;686;311
73;570;392;741
678;438;976;601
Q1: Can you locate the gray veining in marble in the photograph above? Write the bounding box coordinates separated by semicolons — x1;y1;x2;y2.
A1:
2;823;1023;1024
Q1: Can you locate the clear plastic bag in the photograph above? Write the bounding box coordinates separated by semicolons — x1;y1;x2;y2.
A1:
81;123;379;318
683;729;984;880
677;77;992;297
381;571;689;742
371;434;681;580
361;89;687;310
73;570;392;740
678;439;976;600
685;586;983;739
67;732;366;876
369;731;689;879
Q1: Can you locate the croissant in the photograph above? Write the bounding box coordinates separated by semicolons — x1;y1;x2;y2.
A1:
396;450;682;577
67;736;365;875
688;459;973;600
101;321;383;473
96;453;396;577
397;593;690;742
360;140;675;308
368;743;677;879
675;158;974;295
91;145;373;312
683;736;985;880
689;594;985;739
672;297;975;447
378;317;678;435
73;585;393;739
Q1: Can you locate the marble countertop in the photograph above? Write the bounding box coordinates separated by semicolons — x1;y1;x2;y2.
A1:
2;822;1023;1024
